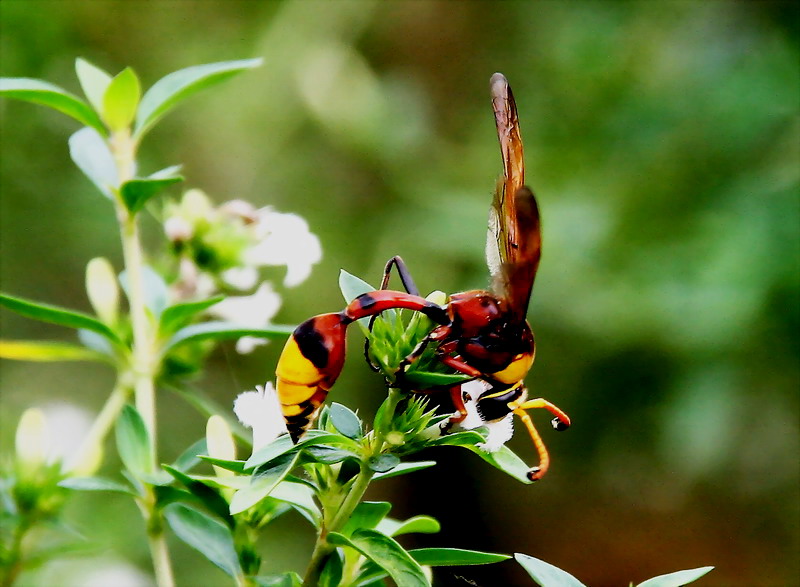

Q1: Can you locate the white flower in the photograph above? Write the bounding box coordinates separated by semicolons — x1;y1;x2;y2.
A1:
164;215;193;242
246;208;322;287
209;282;281;353
453;380;515;453
233;382;288;452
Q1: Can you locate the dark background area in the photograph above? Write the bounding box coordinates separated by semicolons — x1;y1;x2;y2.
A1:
1;1;798;585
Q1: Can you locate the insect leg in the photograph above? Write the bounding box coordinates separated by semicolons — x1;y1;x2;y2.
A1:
509;397;571;481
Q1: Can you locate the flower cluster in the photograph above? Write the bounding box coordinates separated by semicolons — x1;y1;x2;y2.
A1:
163;189;322;352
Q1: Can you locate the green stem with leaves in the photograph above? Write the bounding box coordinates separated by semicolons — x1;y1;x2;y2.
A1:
110;129;174;587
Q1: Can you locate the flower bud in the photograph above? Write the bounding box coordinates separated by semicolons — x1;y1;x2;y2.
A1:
85;257;119;325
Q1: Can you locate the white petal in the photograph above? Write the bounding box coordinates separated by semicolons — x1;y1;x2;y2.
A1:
235;336;269;354
210;282;281;326
233;382;288;452
222;266;259;291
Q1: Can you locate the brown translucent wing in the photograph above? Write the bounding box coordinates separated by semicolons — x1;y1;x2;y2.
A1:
486;73;541;320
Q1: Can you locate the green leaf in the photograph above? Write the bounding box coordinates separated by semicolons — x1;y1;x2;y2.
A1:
368;454;401;473
328;529;430;587
373;461;437;481
75;58;112;113
254;573;302;587
164;321;294;352
198;456;247;474
431;430;534;483
637;566;715;587
377;515;440;538
409;548;510;566
164;503;242;578
0;340;110;363
115;404;154;477
103;67;140;131
159;296;224;337
244;431;348;470
162;465;233;526
319;550;344;587
172;438;208;472
515;553;587;587
58;476;135;495
329;402;363;439
341;502;392;537
268;481;322;528
134;58;263;140
68;127;118;197
230;452;301;515
0;292;122;346
0;77;106;134
120;173;184;213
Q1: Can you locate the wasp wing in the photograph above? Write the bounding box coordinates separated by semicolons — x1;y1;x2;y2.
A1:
486;73;541;320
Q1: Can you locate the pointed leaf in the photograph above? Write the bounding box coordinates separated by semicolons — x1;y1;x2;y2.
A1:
377;515;440;538
198;456;247;474
103;67;140;130
319;549;344;587
162;465;233;526
327;529;430;587
172;438;208;473
341;502;392;537
134;58;263;139
0;77;105;133
230;452;300;515
115;404;154;476
68;127;118;197
254;573;302;587
339;270;376;332
164;503;242;578
637;566;715;587
329;402;362;439
75;58;112;113
409;548;510;566
164;321;294;351
515;553;587;587
0;340;109;363
0;292;122;345
368;453;401;473
373;461;436;481
268;481;322;528
159;296;224;337
120;174;183;213
58;476;135;495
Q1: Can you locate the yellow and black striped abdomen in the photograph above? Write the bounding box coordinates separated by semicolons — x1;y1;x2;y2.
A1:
275;313;349;441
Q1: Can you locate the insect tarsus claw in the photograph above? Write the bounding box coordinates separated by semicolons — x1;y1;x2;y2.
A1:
526;467;542;482
551;417;569;431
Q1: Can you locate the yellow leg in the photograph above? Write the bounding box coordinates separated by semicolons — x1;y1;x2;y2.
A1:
510;397;570;481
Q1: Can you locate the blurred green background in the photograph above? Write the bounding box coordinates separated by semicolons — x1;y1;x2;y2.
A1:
1;1;798;585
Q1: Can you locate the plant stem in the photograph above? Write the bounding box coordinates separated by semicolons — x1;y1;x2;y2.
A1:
110;129;173;586
303;465;376;585
64;381;130;475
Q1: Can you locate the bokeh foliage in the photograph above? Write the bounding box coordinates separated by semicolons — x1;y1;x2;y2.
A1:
1;1;797;585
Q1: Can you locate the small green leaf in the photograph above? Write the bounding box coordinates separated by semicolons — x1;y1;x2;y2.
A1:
230;452;300;515
198;456;247;474
368;454;401;473
0;77;105;134
341;502;392;537
268;481;322;528
75;58;112;114
164;503;242;578
329;403;363;439
0;340;109;363
515;553;587;587
120;173;183;213
68;127;118;197
0;292;122;345
373;461;437;481
162;465;233;526
134;58;263;140
159;296;224;337
377;515;440;538
339;270;376;333
103;67;141;130
409;548;510;566
637;566;715;587
58;476;135;495
115;404;154;477
328;529;430;587
254;573;302;587
244;431;355;470
164;321;294;352
172;438;208;472
319;550;344;587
